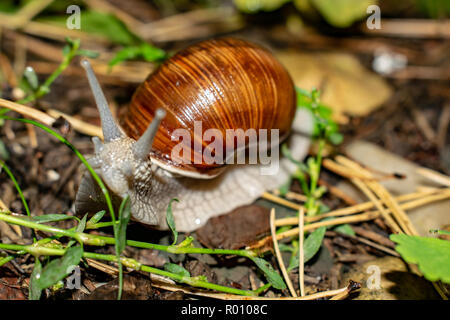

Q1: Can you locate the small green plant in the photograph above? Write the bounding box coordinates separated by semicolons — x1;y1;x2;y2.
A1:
18;38;98;105
279;87;347;269
284;87;342;217
390;233;450;284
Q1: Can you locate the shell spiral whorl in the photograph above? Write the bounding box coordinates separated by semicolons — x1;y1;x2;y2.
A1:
120;37;296;176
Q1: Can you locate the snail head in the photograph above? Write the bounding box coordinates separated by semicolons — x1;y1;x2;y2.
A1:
80;59;166;205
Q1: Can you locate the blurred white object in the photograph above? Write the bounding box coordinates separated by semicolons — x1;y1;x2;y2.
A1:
372;50;407;75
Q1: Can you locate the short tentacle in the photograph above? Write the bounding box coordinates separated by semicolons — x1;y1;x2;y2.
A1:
133;108;166;160
81;59;122;142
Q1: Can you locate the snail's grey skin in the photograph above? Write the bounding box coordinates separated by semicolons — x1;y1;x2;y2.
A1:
75;60;313;232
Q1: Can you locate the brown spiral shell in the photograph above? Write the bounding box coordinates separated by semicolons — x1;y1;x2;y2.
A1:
120;37;296;176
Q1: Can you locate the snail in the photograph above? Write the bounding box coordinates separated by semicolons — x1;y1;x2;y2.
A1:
75;37;313;232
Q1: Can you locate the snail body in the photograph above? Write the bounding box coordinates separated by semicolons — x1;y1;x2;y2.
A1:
75;37;313;232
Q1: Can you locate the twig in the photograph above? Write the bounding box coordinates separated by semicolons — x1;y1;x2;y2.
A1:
86;258;120;276
336;156;418;235
270;209;297;297
318;179;358;205
3;0;54;29
411;108;436;141
271;190;308;202
388;66;450;80
416;167;450;187
351;226;395;248
47;109;103;138
437;104;450;149
0;53;17;87
138;7;242;41
353;235;400;257
262;192;303;211
275;188;449;226
322;159;378;180
0;98;54;125
361;19;450;39
351;178;403;233
250;211;380;250
0;98;103;138
298;208;305;297
252;189;450;250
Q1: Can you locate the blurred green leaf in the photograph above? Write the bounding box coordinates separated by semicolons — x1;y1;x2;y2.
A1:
234;0;290;13
34;246;83;291
87;210;106;226
29;259;43;300
328;132;343;145
391;234;450;283
108;43;166;68
296;87;342;144
288;226;326;271
177;236;194;248
334;224;355;236
308;0;377;28
164;263;190;278
252;257;286;290
23;67;39;90
166;198;179;245
38;11;138;45
415;0;450;19
76;49;100;58
0;0;22;13
0;140;10;160
25;214;80;224
76;214;88;233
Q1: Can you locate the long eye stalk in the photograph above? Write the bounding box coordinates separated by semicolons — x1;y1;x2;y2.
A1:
81;59;122;142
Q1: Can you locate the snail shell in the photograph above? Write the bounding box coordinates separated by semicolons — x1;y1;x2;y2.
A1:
75;37;313;232
121;37;296;178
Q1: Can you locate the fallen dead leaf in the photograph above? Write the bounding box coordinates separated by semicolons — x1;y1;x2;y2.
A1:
276;51;392;123
196;205;270;250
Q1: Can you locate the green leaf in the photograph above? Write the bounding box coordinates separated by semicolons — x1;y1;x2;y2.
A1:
334;224;355;236
87;210;106;226
278;243;294;252
328;132;343;145
166;198;179;245
390;234;450;283
38;11;138;45
117;195;131;254
23;67;39;90
252;257;286;290
177;236;194;248
26;214;80;224
308;0;377;28
289;226;326;270
163;263;190;278
234;0;290;13
76;214;88;233
35;246;83;290
76;49;100;58
29;259;43;300
108;43;166;68
0;140;9;160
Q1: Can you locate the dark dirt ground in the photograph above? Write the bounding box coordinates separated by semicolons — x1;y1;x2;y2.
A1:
0;1;448;300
